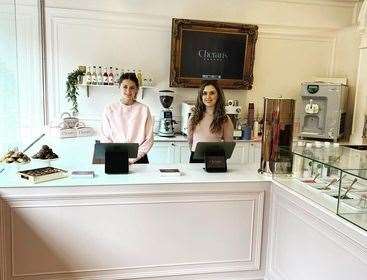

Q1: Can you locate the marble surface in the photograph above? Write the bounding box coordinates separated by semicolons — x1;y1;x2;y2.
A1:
0;163;267;188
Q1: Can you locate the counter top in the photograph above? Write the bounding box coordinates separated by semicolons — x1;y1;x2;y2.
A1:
0;163;267;188
0;134;263;190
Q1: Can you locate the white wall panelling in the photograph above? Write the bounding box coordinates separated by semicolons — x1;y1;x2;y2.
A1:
15;3;44;138
45;0;358;29
0;1;44;148
267;182;367;280
350;1;367;143
46;7;171;125
1;183;266;280
2;176;367;280
261;0;360;8
44;3;358;131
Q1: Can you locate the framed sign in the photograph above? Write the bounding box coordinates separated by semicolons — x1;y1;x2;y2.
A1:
170;18;258;89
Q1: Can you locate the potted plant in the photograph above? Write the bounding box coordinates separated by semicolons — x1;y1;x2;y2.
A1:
65;68;85;116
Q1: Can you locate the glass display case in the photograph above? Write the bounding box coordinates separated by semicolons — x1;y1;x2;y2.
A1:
273;141;367;231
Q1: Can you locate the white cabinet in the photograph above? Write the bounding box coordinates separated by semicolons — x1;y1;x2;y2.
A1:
148;142;176;164
175;142;191;164
227;142;261;165
249;142;261;164
149;141;261;165
228;142;247;164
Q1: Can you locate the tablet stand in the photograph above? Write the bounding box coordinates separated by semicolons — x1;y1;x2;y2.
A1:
105;149;129;174
204;149;227;173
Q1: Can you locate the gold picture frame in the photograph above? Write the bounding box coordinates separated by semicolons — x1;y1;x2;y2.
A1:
170;18;258;89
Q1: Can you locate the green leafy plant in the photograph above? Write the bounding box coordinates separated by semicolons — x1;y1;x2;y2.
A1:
65;69;84;115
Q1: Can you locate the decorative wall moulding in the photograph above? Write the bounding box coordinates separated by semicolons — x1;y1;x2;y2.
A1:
46;9;338;121
261;0;360;8
5;191;264;278
258;24;337;40
46;7;170;31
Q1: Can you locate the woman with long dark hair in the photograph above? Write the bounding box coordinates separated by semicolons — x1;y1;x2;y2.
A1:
188;80;234;163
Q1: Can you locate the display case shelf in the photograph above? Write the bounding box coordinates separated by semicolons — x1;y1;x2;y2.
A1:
274;141;367;231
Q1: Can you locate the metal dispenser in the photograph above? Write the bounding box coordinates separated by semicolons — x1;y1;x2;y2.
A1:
300;82;348;141
259;98;295;174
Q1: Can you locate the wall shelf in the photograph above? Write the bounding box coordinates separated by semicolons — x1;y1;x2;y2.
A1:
78;84;155;98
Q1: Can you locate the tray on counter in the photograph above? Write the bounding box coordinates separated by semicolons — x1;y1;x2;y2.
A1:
17;167;68;183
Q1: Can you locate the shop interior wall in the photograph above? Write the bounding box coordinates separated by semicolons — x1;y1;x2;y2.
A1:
333;26;360;138
0;0;43;149
44;0;360;134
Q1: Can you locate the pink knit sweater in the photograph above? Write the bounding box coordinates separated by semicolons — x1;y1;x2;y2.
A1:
100;101;154;163
188;113;234;151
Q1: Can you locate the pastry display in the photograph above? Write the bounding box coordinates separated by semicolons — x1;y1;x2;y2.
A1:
32;145;59;159
0;149;31;164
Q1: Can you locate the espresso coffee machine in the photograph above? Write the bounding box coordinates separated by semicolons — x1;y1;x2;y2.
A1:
158;90;175;137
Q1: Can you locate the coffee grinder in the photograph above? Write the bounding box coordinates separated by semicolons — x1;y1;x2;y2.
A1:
158;89;175;137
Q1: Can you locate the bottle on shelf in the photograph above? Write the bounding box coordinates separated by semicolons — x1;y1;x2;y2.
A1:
103;67;109;85
144;73;153;86
114;67;120;85
142;78;148;87
84;66;91;85
108;67;114;86
137;69;143;86
303;142;315;178
91;66;97;85
97;66;103;85
253;120;259;139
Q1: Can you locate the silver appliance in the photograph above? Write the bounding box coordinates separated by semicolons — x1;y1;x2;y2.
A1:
158;90;175;137
300;82;348;141
180;102;242;137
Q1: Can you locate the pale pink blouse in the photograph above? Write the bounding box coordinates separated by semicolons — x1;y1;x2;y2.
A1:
188;113;234;151
100;101;154;163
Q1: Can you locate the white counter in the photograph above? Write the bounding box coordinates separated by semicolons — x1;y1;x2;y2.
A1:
0;149;366;280
0;163;265;188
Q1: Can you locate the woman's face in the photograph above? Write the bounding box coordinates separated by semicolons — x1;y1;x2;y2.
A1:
202;85;218;108
120;79;138;104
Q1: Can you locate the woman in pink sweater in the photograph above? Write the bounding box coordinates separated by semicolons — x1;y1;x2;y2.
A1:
100;73;153;164
188;80;234;163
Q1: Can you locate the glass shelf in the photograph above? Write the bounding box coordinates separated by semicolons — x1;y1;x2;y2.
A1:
274;141;367;231
291;144;367;171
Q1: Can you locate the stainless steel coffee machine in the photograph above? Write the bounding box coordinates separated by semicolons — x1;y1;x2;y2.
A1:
158;90;175;137
300;82;348;141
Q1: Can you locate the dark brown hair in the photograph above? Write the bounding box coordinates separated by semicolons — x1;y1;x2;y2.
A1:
118;72;139;88
190;80;228;134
